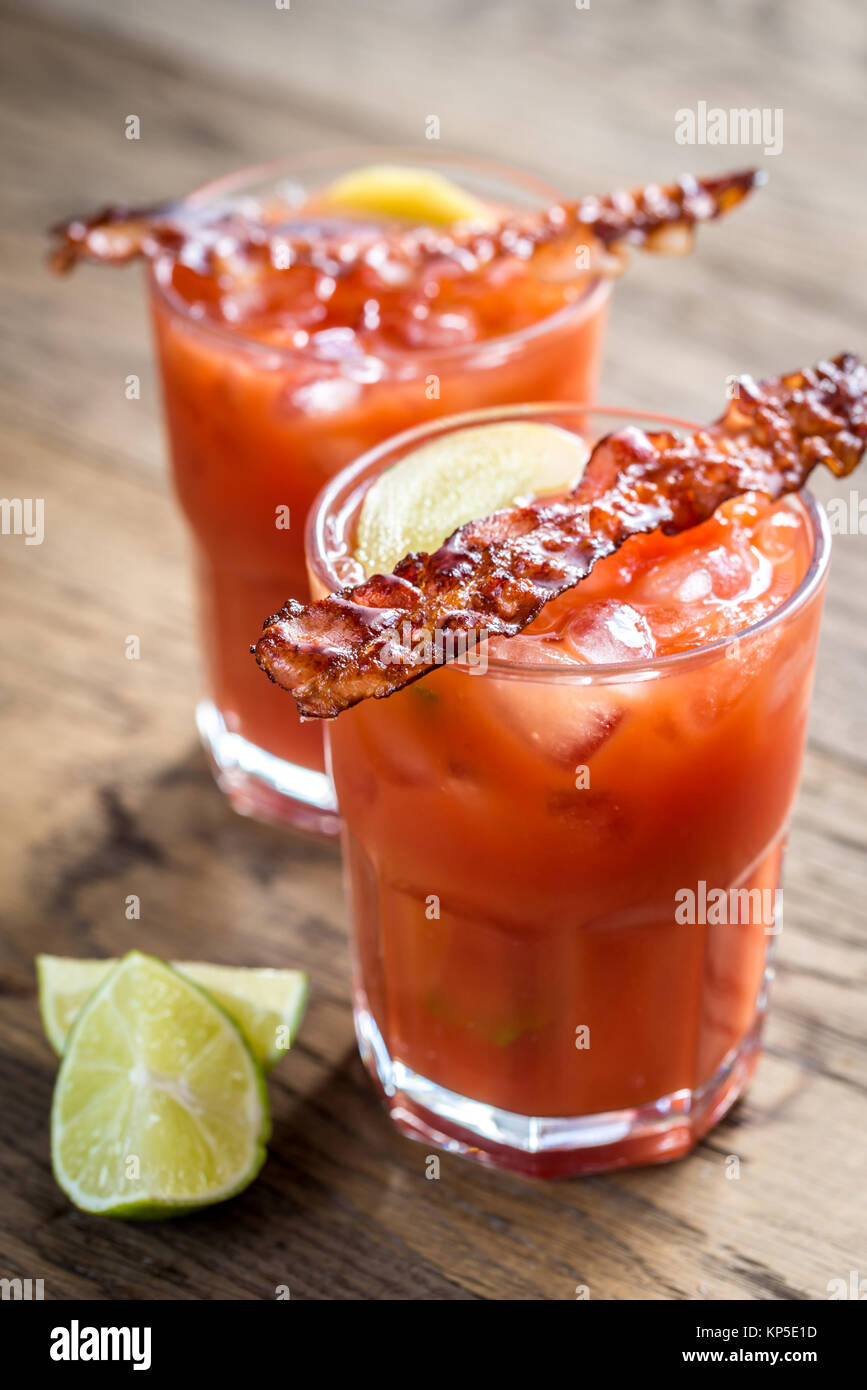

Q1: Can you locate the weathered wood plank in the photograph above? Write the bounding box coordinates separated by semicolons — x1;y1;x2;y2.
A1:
0;0;864;1301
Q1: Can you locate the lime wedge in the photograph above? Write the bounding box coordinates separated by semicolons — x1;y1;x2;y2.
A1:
37;955;308;1071
37;956;110;1056
51;952;269;1217
172;962;307;1070
355;421;589;576
321;163;492;226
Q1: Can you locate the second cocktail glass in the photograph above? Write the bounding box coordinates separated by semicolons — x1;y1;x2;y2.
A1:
148;152;610;833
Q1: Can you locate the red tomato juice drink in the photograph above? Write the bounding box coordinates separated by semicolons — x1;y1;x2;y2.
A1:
147;154;610;834
307;405;830;1177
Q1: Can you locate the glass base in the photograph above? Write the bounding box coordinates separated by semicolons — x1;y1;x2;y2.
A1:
355;999;763;1178
196;700;340;837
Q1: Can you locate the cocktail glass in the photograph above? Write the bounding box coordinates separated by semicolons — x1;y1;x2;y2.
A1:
307;404;829;1176
148;152;610;834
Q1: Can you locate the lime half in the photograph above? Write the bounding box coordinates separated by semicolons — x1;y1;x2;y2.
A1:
355;421;589;576
38;955;307;1071
51;952;269;1217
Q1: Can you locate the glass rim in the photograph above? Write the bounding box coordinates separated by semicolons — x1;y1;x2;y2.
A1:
146;145;611;368
306;401;831;685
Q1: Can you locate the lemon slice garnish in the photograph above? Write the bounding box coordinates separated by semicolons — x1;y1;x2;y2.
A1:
355;421;589;576
321;163;492;226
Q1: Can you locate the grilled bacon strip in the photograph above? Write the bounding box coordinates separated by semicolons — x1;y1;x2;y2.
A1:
254;354;867;719
49;169;763;282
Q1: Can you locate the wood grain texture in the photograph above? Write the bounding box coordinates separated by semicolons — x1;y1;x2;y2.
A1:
0;0;865;1301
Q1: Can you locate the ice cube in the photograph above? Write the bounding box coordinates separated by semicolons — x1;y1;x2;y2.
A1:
290;375;361;416
309;326;358;356
485;634;579;668
635;541;759;607
563;600;656;665
309;326;384;383
217;285;269;323
484;657;627;771
635;552;713;605
399;306;479;349
674;568;713;602
752;503;803;562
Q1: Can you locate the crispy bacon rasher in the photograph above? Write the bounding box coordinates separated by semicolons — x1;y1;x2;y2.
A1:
254;354;867;719
49;169;763;284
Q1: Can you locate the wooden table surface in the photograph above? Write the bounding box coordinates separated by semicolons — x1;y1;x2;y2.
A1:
2;0;865;1301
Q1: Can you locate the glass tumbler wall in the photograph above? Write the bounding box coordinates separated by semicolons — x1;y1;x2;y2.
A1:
308;406;830;1176
148;152;610;834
